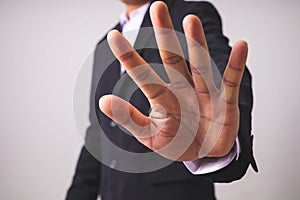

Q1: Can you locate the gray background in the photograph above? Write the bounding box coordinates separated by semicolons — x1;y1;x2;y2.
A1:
1;0;300;199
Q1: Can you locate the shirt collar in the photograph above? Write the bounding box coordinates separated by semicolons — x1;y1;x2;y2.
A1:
119;2;150;26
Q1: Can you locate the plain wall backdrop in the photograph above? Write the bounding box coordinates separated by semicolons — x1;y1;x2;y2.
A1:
0;0;299;199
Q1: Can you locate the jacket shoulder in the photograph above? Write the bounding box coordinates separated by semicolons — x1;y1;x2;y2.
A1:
172;0;219;12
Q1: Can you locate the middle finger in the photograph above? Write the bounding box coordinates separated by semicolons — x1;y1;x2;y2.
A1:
150;1;192;85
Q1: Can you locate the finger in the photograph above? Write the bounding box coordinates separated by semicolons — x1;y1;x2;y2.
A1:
183;15;217;95
107;30;166;100
99;95;151;138
222;41;248;104
150;1;192;84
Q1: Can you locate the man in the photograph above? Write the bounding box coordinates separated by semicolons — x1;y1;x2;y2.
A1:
66;0;257;199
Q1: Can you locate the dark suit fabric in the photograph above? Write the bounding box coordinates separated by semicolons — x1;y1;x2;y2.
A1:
66;1;257;199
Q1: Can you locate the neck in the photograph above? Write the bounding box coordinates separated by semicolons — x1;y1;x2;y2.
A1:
125;1;149;19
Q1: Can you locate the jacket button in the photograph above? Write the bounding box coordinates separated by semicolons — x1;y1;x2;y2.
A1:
110;121;117;128
110;160;117;168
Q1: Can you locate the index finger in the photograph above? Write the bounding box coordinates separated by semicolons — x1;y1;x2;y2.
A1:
107;30;167;100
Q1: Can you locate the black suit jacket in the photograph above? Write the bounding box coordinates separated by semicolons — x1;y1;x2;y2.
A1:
66;1;257;200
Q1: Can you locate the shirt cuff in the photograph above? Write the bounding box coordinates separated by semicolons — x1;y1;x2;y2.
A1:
183;138;241;175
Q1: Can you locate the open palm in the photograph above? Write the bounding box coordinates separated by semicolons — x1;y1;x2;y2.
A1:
99;2;247;161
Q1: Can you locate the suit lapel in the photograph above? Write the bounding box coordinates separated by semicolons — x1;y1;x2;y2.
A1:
133;0;176;55
133;6;154;55
98;23;122;96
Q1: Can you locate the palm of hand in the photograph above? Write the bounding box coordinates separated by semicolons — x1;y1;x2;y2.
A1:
100;2;247;161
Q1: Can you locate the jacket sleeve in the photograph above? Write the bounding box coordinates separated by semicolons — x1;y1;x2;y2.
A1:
66;146;101;200
185;1;258;182
65;44;105;200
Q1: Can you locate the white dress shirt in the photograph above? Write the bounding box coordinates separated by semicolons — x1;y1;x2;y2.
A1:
119;2;240;175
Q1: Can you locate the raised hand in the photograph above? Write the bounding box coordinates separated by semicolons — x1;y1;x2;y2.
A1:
99;1;248;161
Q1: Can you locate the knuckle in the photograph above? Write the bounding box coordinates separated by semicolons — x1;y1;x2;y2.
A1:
148;86;166;100
135;68;151;82
191;65;210;76
118;51;135;63
229;64;244;72
223;78;239;88
163;54;183;65
195;86;210;95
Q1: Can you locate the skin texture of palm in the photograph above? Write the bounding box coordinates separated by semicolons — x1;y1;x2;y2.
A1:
100;1;248;161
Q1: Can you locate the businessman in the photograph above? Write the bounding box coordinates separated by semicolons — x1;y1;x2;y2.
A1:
67;0;257;199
